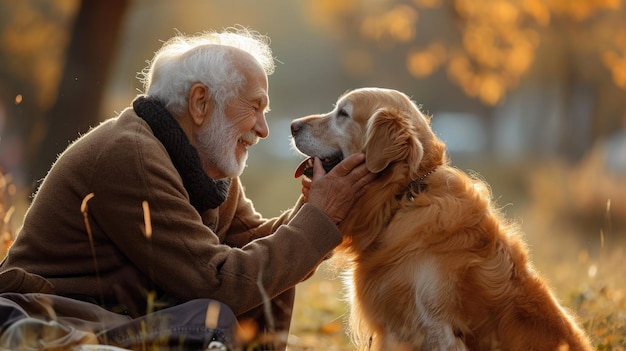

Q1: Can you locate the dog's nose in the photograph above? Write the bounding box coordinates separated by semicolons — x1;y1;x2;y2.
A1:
290;121;303;136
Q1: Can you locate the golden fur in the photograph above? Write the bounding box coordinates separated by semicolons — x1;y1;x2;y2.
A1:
291;88;592;350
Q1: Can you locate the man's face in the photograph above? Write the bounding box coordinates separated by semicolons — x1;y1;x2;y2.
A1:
196;59;270;179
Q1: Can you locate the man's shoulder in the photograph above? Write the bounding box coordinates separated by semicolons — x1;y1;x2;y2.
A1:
68;108;161;153
53;107;169;179
89;108;151;140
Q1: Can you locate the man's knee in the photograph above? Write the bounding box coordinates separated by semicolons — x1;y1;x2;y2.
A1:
175;298;237;329
102;298;237;350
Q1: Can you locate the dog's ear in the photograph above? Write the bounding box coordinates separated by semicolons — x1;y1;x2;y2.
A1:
364;109;424;173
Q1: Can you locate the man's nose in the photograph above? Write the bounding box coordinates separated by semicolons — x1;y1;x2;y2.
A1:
256;114;269;138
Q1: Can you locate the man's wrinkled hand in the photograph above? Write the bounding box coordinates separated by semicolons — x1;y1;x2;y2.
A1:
306;153;377;225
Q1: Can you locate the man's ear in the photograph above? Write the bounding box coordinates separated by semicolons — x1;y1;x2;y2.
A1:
188;83;214;126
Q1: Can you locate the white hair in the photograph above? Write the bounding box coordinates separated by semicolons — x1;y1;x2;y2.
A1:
138;26;275;116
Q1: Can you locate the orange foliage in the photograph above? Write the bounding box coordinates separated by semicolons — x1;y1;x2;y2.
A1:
548;0;622;20
449;0;541;105
307;0;626;105
407;43;447;78
360;4;418;43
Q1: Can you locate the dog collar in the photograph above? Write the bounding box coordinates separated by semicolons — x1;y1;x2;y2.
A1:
397;168;437;201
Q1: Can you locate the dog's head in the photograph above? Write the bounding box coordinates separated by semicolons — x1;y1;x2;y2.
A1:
291;87;445;179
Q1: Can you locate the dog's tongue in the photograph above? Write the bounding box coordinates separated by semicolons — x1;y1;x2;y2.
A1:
294;157;314;178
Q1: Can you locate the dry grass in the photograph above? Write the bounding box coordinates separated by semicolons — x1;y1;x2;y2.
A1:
0;171;17;259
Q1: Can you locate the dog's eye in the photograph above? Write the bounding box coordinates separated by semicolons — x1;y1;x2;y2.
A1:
337;108;350;119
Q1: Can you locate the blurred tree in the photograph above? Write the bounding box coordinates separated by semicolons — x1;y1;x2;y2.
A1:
33;0;129;186
0;0;129;190
307;0;626;159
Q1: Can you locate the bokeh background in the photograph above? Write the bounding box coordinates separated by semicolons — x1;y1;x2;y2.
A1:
1;0;625;349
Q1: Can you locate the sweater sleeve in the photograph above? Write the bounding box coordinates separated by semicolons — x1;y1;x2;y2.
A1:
88;119;342;315
215;178;305;248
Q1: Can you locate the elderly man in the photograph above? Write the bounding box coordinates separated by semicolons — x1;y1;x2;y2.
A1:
0;28;375;350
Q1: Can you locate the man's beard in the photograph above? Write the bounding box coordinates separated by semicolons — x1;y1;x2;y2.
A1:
195;108;256;179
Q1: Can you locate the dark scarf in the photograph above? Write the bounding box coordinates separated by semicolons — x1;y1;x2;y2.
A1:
132;95;230;213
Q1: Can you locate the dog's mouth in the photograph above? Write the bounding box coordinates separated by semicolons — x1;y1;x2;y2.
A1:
294;153;343;178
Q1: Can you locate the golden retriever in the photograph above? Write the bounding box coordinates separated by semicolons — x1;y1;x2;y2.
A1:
290;88;592;351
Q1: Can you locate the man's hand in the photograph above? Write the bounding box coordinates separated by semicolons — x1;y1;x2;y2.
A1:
305;153;376;225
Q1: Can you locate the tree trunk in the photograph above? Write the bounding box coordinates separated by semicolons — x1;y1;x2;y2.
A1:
30;0;129;188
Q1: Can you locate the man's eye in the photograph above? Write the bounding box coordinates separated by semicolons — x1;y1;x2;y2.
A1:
337;108;349;118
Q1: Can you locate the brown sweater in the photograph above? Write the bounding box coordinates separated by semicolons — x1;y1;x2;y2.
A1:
0;107;341;320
